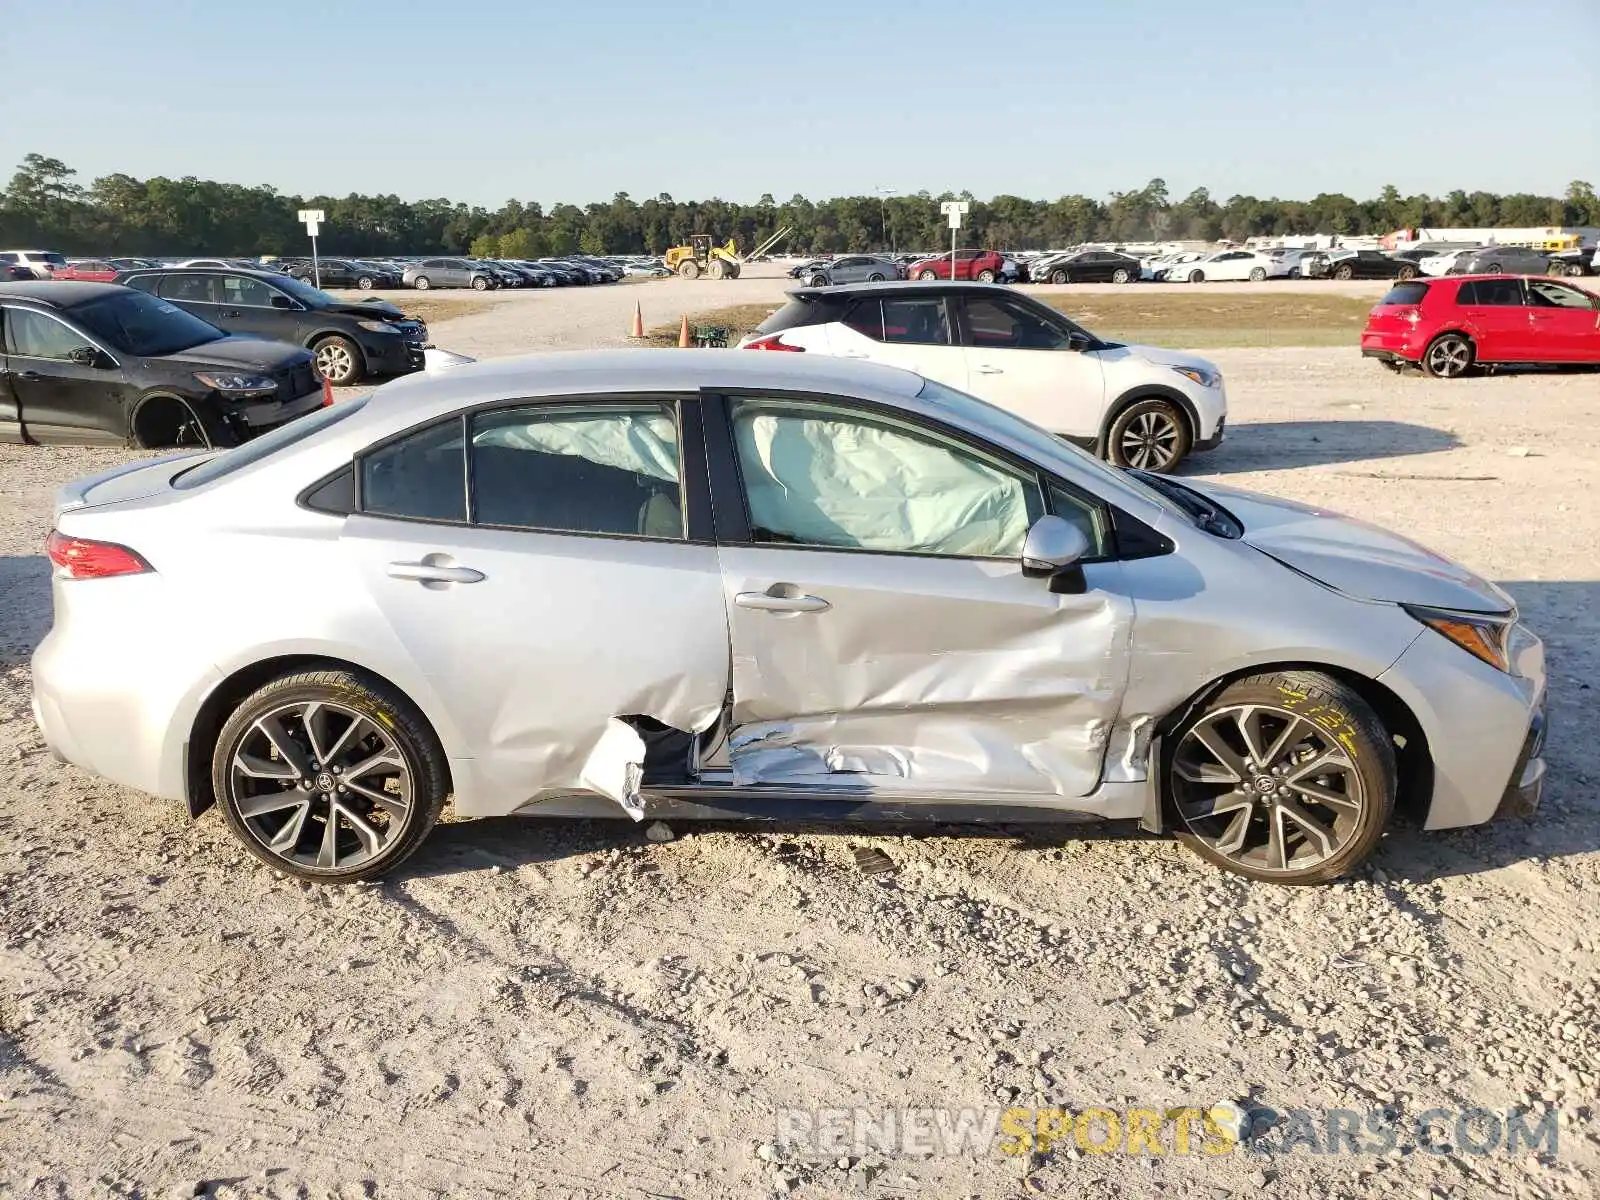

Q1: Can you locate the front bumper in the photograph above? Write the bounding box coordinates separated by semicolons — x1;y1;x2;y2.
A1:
237;388;324;430
359;331;427;376
1192;416;1226;451
1493;708;1546;819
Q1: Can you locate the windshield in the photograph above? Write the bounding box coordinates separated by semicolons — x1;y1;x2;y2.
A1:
70;290;225;356
272;274;340;308
174;396;370;490
913;378;1177;512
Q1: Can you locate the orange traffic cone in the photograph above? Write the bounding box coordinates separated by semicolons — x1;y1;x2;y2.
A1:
677;313;691;348
629;301;644;339
321;375;335;407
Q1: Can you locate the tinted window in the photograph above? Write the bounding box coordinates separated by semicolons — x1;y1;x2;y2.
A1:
1458;279;1522;306
470;402;683;538
160;274;220;304
1379;282;1430;306
753;297;842;335
843;297;951;345
730;398;1042;558
303;466;355;514
360;419;468;523
70;290;226;356
3;308;91;359
220;274;280;307
1525;280;1594;309
961;296;1072;350
175;397;370;490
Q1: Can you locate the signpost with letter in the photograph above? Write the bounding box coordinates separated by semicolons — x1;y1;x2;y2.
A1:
297;209;325;288
940;200;970;281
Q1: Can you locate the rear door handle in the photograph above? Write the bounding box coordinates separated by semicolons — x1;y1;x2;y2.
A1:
17;370;43;381
218;309;241;318
735;590;830;613
387;561;484;584
974;364;1003;374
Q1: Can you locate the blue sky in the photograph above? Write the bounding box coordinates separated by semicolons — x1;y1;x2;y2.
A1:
2;0;1595;207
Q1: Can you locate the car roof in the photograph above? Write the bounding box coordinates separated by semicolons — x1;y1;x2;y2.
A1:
788;280;1020;301
116;266;281;280
0;280;128;307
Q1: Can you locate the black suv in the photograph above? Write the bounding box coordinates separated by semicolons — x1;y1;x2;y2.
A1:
0;281;323;448
112;267;427;385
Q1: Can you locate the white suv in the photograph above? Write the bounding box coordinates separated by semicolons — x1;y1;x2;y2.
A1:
739;282;1226;472
0;249;68;278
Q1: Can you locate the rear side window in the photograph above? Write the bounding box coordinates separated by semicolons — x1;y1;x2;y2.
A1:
1379;282;1429;306
360;418;467;522
470;402;683;538
843;297;951;345
1458;279;1522;306
754;297;842;336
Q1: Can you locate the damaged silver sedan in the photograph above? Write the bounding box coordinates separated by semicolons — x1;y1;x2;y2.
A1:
32;351;1546;885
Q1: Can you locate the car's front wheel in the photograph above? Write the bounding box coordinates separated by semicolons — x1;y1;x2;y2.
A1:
412;275;431;290
976;269;997;283
1187;270;1205;283
213;669;449;883
471;275;490;291
1422;333;1474;379
1248;266;1267;282
1333;263;1355;281
1168;671;1395;884
919;269;937;281
809;274;829;287
1105;397;1190;471
313;335;363;386
357;275;375;290
1112;267;1133;284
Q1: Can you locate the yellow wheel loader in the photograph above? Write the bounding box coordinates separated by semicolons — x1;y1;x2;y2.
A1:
664;235;743;280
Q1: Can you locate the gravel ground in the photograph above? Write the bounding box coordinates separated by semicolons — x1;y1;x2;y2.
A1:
0;298;1597;1200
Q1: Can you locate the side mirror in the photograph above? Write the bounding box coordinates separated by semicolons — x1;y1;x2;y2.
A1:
1021;515;1091;594
1066;330;1093;352
69;345;113;369
270;296;293;310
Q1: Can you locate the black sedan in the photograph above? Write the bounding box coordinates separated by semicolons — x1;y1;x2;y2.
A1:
0;281;323;448
285;258;400;290
1314;250;1420;281
113;267;427;386
1035;250;1141;284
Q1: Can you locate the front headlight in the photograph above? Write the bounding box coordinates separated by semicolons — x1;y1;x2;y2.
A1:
193;371;277;396
1170;365;1221;389
1403;604;1514;672
357;319;400;334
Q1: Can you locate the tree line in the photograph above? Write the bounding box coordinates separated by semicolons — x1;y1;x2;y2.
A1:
2;154;1595;259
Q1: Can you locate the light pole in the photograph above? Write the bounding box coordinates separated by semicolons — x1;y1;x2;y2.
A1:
875;186;897;254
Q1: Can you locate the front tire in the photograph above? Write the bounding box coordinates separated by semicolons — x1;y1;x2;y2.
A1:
471;275;490;291
1168;671;1395;884
679;260;701;280
357;275;375;290
1187;270;1205;284
867;272;885;283
1396;265;1418;281
808;273;829;287
1112;267;1133;284
1050;269;1069;285
313;335;363;386
1333;263;1355;281
1248;267;1267;282
976;269;997;283
1422;333;1474;379
1105;397;1190;472
919;269;937;281
412;275;432;291
212;669;449;883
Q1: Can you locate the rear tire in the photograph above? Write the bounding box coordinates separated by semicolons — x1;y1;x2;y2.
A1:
1168;671;1395;885
1105;397;1191;472
867;272;885;283
357;275;375;290
412;276;432;291
976;269;997;283
1187;270;1205;284
1112;267;1133;284
213;669;449;884
808;273;828;287
1422;333;1474;379
1396;265;1418;281
919;269;937;281
1547;261;1568;276
1484;263;1503;275
1248;266;1267;282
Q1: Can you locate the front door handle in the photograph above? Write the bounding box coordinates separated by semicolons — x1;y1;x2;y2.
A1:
387;560;484;584
974;364;1003;374
16;370;43;381
218;309;241;318
735;589;830;614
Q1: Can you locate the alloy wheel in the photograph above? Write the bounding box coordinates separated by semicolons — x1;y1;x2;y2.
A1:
1172;703;1366;875
315;342;355;382
1119;410;1181;469
1426;337;1471;378
227;700;412;872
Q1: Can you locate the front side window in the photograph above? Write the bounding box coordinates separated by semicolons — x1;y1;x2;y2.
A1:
960;296;1072;350
470;402;683;538
730;398;1042;559
3;308;92;360
843;297;951;345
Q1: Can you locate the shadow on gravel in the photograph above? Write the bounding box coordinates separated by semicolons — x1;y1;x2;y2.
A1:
0;554;51;668
1182;419;1460;475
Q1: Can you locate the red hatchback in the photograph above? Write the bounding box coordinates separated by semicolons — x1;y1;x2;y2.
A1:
908;248;1007;283
1362;275;1600;377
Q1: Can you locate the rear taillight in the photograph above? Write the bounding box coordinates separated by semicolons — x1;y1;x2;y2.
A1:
742;334;805;352
46;531;153;580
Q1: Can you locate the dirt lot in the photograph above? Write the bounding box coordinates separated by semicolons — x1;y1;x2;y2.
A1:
1;281;1597;1200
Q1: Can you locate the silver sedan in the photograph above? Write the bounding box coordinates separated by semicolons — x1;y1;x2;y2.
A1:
32;352;1546;885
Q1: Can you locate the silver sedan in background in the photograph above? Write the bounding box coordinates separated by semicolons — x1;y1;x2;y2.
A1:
32;353;1546;885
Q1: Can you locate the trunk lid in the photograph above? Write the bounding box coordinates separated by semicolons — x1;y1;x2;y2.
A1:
55;452;213;518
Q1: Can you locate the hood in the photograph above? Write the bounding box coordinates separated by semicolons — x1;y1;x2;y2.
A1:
1183;479;1514;614
1108;342;1218;373
156;335;311;371
320;298;406;320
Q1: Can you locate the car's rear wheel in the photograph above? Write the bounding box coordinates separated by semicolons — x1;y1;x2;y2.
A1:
357;275;375;290
1422;333;1473;379
919;269;937;281
867;272;885;282
1169;671;1395;884
1484;263;1503;275
1106;398;1190;471
809;273;828;287
412;275;431;291
976;269;997;283
1248;266;1267;282
1112;267;1133;284
1187;270;1205;283
213;669;448;883
1333;263;1355;281
1547;261;1568;276
313;335;363;386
